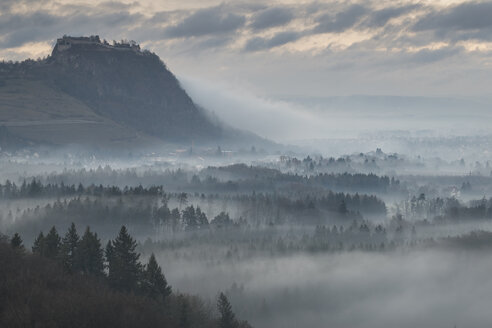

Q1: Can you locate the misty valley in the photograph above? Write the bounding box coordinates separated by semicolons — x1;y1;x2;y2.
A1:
2;3;492;325
3;145;492;328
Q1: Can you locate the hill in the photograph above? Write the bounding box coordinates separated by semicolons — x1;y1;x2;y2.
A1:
0;35;269;150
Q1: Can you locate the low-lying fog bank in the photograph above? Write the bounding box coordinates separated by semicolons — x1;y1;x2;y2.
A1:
2;144;492;328
156;248;492;328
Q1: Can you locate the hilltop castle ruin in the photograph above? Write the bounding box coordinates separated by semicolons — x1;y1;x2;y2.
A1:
54;35;141;53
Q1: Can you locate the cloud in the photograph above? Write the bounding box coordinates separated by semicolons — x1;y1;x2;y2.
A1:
0;8;143;48
0;0;39;12
414;2;492;31
406;46;464;64
362;4;421;28
243;31;303;52
249;7;294;30
196;35;233;49
413;2;492;41
172;35;235;54
98;1;136;11
0;12;57;34
148;11;171;24
314;4;367;33
0;12;61;48
164;6;245;38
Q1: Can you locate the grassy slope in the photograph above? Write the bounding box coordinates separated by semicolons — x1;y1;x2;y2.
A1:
0;79;157;148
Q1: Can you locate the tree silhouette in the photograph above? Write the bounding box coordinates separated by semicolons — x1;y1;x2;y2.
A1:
179;296;189;328
178;192;188;210
32;232;45;256
106;226;142;291
77;227;104;276
10;233;23;250
44;226;61;260
61;222;79;272
142;253;171;301
217;292;238;328
182;206;197;230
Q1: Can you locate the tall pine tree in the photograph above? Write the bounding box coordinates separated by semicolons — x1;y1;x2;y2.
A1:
10;233;23;250
106;226;142;291
61;223;79;273
217;292;238;328
196;207;209;229
44;226;61;260
179;296;189;328
77;227;104;276
142;253;171;301
32;232;45;256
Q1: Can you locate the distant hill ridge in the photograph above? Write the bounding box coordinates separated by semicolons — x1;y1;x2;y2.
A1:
0;35;268;149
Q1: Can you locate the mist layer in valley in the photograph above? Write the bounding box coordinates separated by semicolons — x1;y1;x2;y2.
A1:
157;248;492;328
3;142;492;328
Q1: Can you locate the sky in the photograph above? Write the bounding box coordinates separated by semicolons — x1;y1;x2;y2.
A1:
1;0;492;100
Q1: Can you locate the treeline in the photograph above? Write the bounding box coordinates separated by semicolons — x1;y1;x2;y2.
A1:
205;192;387;222
10;190;386;241
436;197;492;221
11;196;240;238
0;227;251;328
303;221;415;252
0;179;163;199
307;173;397;192
203;163;399;192
309;221;412;252
397;194;492;221
277;152;420;175
38;164;401;194
142;220;419;262
439;230;492;250
189;167;400;195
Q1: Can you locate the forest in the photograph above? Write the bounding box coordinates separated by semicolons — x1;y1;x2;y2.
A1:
0;225;250;328
3;148;492;327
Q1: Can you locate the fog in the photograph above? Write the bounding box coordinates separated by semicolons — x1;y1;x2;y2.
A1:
180;76;326;142
156;248;491;328
3;106;492;327
181;76;492;143
181;76;492;161
4;146;492;328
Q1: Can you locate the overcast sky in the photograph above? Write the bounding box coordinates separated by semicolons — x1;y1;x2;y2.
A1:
1;0;492;99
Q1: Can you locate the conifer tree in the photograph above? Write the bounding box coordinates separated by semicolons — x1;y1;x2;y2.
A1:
61;223;79;272
32;231;45;256
179;296;189;328
171;208;181;231
182;205;197;230
196;207;209;229
105;239;114;263
338;200;348;215
10;233;23;250
106;226;142;291
143;253;171;300
77;227;104;276
44;226;61;260
217;292;238;328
